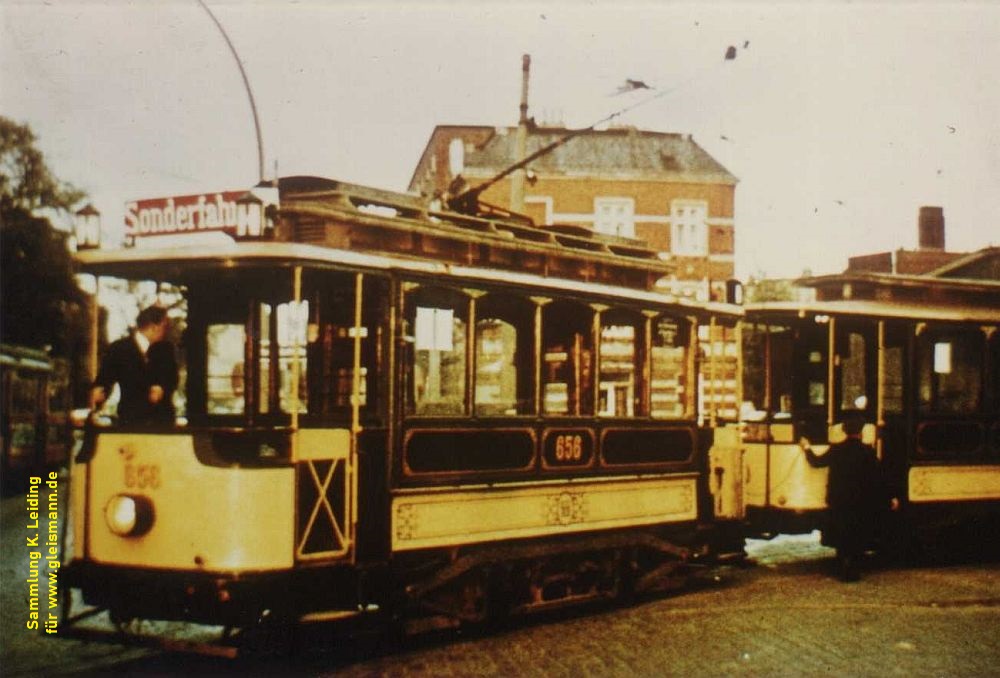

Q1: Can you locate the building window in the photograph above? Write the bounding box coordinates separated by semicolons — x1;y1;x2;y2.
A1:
448;138;465;175
594;198;635;238
671;200;707;256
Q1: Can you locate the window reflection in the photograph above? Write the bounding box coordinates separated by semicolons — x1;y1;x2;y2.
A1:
918;330;983;415
542;300;593;416
650;318;687;419
839;332;868;412
475;318;518;415
206;323;245;415
408;289;468;416
599;322;637;417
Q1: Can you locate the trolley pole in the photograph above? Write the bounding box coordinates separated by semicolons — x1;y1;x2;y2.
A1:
510;54;531;214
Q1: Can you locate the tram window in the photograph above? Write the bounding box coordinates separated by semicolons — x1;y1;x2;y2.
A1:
259;305;271;413
206;324;246;415
883;346;904;414
275;301;309;414
46;368;70;417
473;293;534;416
301;274;385;422
475;319;519;415
917;331;983;414
407;290;468;416
542;300;594;416
700;322;740;422
770;326;796;418
599;321;638;417
839;332;868;411
309;324;368;411
650;318;687;419
10;373;40;414
239;301;310;416
741;324;767;419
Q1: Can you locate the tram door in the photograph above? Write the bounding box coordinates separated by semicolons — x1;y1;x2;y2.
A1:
740;316;878;517
831;319;878;442
297;272;390;565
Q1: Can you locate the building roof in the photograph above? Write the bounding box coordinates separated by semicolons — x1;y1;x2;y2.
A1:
926;246;1000;279
408;124;738;194
745;299;1000;324
796;269;1000;314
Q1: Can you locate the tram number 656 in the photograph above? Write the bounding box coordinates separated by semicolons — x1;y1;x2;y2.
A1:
554;435;583;461
124;463;161;489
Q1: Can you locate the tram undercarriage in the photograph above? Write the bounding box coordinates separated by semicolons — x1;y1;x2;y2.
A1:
395;527;701;632
61;522;713;657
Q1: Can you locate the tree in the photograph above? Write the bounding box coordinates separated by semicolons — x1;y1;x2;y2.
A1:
1;117;83;212
1;117;87;355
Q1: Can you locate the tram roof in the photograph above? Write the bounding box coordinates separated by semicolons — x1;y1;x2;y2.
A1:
745;299;1000;324
76;241;742;319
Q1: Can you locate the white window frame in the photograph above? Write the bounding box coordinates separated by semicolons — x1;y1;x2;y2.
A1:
670;199;708;256
593;197;635;238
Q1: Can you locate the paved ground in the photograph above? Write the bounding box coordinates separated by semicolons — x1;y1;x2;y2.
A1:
3;481;999;677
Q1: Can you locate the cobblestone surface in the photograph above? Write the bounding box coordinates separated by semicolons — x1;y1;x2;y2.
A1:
313;548;1000;678
4;483;999;677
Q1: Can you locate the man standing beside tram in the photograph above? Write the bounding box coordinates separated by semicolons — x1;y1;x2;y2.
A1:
89;305;178;426
798;414;897;582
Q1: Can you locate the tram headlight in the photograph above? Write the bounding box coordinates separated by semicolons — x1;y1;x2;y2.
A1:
104;494;155;537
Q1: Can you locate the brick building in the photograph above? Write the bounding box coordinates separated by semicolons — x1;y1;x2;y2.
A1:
407;124;738;302
846;206;971;275
806;205;999;303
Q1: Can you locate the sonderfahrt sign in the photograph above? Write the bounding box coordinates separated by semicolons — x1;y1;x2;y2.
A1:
125;191;246;239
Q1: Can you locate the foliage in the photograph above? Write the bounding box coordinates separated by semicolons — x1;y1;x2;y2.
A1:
1;206;87;351
0;117;87;357
1;117;84;212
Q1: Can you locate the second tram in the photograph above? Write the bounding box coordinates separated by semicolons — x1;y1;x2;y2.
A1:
1;343;72;491
736;270;1000;548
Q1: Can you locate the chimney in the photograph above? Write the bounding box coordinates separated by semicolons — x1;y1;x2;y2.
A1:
918;206;945;250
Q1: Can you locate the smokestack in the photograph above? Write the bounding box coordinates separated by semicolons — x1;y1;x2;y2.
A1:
918;206;945;250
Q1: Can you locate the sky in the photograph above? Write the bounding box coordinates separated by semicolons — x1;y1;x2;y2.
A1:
2;0;998;279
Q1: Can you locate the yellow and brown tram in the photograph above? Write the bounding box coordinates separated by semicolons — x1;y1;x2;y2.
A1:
64;177;742;639
734;270;1000;547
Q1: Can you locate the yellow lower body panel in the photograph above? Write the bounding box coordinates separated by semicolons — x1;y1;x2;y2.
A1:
84;433;295;572
391;475;698;552
909;465;1000;503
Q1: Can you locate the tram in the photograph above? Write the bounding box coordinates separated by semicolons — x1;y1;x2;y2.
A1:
737;269;1000;548
1;343;72;491
63;177;742;642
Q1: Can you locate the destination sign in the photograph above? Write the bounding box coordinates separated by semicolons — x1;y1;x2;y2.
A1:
125;191;246;238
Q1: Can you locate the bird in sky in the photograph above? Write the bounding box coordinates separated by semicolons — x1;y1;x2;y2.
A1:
612;79;652;95
725;45;737;60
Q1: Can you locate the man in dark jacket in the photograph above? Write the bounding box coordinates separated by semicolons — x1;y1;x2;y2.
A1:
90;305;178;425
799;416;889;582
